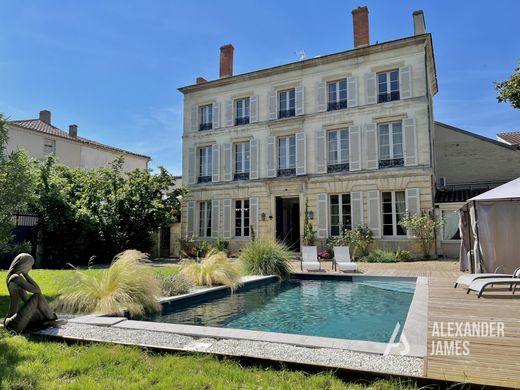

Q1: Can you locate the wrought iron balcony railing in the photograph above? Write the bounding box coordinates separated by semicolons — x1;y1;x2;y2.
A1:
327;100;348;111
327;163;350;173
235;117;250;126
278;109;295;119
199;123;212;131
378;158;404;169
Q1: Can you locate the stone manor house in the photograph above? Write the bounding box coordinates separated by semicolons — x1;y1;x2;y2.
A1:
178;7;520;256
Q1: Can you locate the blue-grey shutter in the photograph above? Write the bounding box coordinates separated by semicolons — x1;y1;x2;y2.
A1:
365;72;377;105
266;136;276;177
316;193;328;238
316;82;326;112
187;201;195;236
349;125;361;171
295;86;304;116
350;191;363;228
367;190;381;238
347;76;358;108
296;131;306;176
223;199;232;239
315;130;327;174
223;143;232;181
212;144;220;182
399;66;412;99
250;95;258;123
225;100;233;127
188;147;196;185
249;139;259;179
211;200;220;238
212;102;220;129
190;105;198;132
403;117;418;166
364;123;378;170
249;197;259;237
268;91;277;120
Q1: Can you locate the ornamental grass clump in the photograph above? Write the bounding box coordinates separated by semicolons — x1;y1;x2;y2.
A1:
181;250;241;291
53;250;161;317
239;239;292;279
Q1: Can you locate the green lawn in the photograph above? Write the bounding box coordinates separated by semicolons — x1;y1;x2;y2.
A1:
0;268;419;389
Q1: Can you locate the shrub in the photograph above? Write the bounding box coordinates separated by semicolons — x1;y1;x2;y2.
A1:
302;200;316;246
399;211;443;258
180;236;197;258
361;249;398;263
344;225;374;257
155;273;192;297
181;250;241;291
194;241;211;258
53;250;161;317
395;248;412;262
240;239;292;279
213;237;229;254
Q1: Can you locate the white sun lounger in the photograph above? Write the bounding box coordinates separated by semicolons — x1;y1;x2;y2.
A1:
454;267;520;288
333;246;358;272
301;246;321;271
467;273;520;298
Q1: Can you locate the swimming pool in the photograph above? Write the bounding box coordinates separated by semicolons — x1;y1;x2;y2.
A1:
151;277;416;343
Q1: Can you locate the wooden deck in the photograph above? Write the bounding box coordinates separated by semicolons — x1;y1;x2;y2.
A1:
290;260;520;387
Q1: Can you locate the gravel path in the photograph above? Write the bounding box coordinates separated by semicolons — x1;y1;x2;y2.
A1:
38;323;423;377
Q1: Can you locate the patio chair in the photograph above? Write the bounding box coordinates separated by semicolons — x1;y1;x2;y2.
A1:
333;246;358;272
301;246;321;272
454;267;520;288
467;269;520;298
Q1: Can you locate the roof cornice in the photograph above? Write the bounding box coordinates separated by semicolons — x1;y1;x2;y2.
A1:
178;34;437;95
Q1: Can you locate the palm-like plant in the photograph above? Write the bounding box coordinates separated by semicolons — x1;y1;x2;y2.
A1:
53;250;161;317
181;250;241;291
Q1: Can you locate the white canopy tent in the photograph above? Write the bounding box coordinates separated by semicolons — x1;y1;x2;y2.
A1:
459;177;520;273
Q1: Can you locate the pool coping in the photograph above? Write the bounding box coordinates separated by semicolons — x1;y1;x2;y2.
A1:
66;274;428;358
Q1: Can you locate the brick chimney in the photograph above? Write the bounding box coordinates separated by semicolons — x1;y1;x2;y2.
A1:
352;6;369;48
219;44;234;78
413;10;426;35
39;110;51;124
196;77;207;84
68;124;78;138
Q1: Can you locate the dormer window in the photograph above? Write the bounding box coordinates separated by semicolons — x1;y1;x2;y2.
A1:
278;89;295;118
199;105;213;131
235;98;250;126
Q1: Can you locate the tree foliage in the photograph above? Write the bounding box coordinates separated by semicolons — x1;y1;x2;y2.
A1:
34;156;187;268
0;114;37;257
399;211;443;258
495;61;520;109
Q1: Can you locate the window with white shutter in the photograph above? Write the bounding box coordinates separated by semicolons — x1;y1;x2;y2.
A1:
268;91;277;120
316;193;328;238
212;102;220;129
211;200;220;238
199;104;213;131
378;122;404;169
211;144;220;183
198;201;212;238
234;142;250;181
347;76;358;108
330;194;352;236
235;98;250;126
327;129;349;173
349;125;361;171
250;96;258;123
327;79;347;111
316;81;327;112
296;132;306;176
222;143;232;182
249;139;259;180
399;66;412;100
381;191;406;236
365;73;377;105
187;201;195;236
278;135;296;177
278;89;295;118
295;85;304;116
234;199;250;237
314;130;327;174
198;146;212;183
188;147;196;185
403;118;418;166
266;136;276;178
377;70;400;103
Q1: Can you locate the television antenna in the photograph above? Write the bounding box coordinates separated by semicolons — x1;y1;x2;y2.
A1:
295;50;306;61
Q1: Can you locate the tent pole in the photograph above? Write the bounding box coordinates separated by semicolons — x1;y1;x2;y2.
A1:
473;200;484;273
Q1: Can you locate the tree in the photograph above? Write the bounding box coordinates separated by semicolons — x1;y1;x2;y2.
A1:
399;211;443;258
35;156;187;268
495;61;520;109
0;113;37;257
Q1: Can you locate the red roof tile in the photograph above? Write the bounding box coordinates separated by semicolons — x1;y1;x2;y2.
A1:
9;119;150;160
497;131;520;145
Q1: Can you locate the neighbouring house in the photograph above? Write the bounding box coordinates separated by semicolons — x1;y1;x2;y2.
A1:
434;122;520;257
496;131;520;147
4;110;151;264
7;110;150;171
179;7;437;254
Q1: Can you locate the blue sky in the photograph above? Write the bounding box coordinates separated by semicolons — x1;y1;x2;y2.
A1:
1;1;519;174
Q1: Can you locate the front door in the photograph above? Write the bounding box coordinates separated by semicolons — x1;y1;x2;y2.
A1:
275;197;300;251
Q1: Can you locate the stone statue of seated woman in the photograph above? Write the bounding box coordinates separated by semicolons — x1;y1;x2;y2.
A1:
3;253;59;334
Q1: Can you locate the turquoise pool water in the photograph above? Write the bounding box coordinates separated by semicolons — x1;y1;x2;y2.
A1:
152;279;415;343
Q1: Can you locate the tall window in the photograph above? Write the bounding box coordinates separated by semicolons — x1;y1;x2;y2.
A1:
330;194;352;236
278;89;295;118
43;139;56;156
382;191;406;236
198;146;212;183
235;199;250;237
327;129;349;173
327;79;347;111
234;142;250;180
377;70;399;103
278;135;296;176
199;201;212;237
199;104;213;131
235;97;250;126
378;122;403;168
